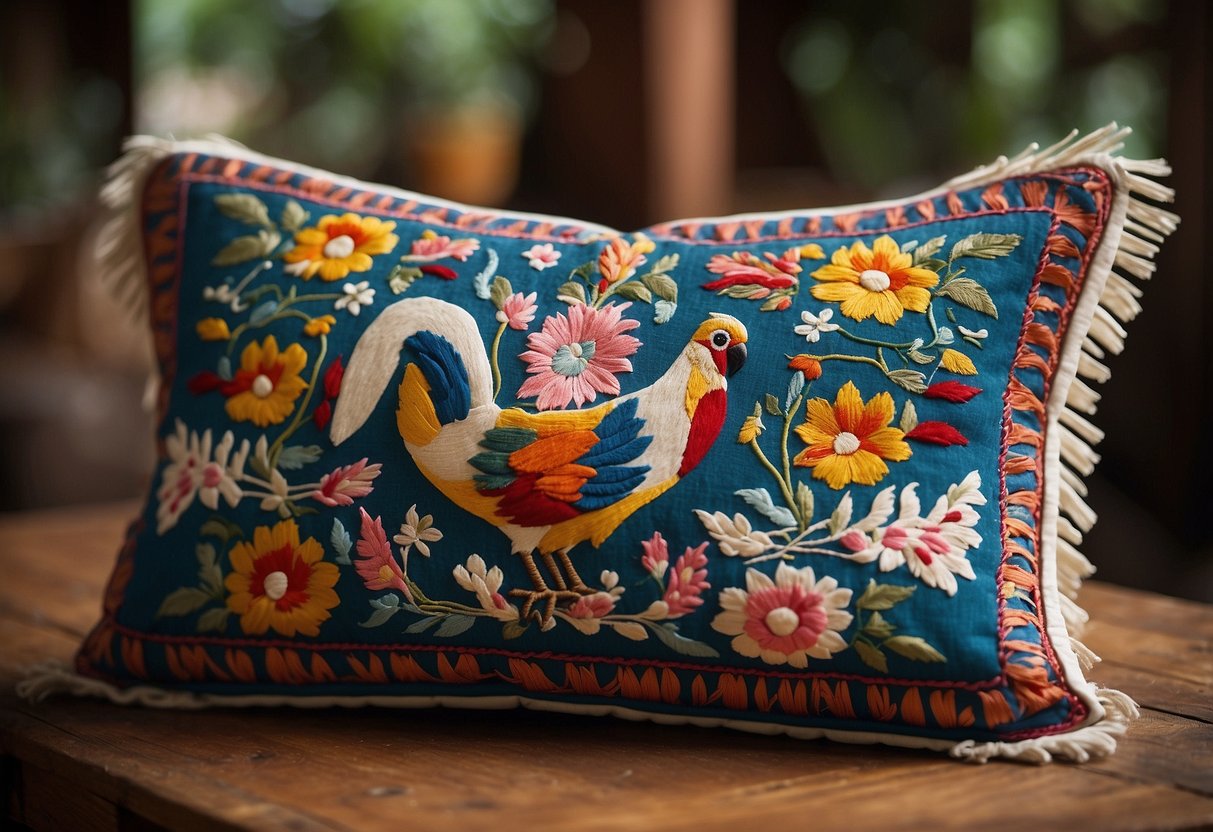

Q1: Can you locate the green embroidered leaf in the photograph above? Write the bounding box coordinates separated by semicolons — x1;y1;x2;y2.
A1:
196;544;223;596
936;278;998;318
650;253;680;275
863;610;895;639
489;275;513;311
795;481;814;525
361;605;404;628
946;307;957;323
857;580;916;611
641;272;678;302
884;635;946;663
912;236;947;263
735;488;797;529
196;607;231;633
785;372;805;412
827;492;852;536
886;368;927;394
200;515;243;542
718;284;764;300
615;282;653;303
764;394;783;417
853;639;888;673
653;299;676;324
156;587;211;618
196;542;217;570
899;400;919;434
570;261;596;282
651;623;720;658
906;347;935;365
610;621;649;641
759;289;795;311
949;232;1022;261
279;199;308;232
404;615;441;634
435;614;477;637
388;265;422;295
557;280;587;305
502;620;529;640
215;193;272;227
277;445;323;471
212;230;280;266
330;519;353;566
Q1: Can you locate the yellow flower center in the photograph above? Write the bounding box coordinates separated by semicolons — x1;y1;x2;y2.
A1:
378;565;394;581
323;234;356;259
859;269;891;292
833;431;861;455
765;607;800;637
251;374;274;398
263;571;288;601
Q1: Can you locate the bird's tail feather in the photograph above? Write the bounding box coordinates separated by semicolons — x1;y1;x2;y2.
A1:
330;297;492;446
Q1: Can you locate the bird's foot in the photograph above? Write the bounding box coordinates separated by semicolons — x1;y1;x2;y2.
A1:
509;588;584;627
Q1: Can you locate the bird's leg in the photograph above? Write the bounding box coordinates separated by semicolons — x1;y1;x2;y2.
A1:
510;550;580;626
539;552;569;590
556;551;594;595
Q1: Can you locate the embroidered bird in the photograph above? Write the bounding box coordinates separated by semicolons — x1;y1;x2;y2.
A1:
330;297;747;624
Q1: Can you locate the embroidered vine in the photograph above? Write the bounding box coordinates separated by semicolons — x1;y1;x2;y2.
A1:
557;234;680;324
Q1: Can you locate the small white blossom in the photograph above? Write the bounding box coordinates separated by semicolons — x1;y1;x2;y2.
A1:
793;308;840;343
336;281;375;316
393;504;443;557
694;510;776;557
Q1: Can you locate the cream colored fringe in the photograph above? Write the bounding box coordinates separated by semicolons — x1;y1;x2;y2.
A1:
67;124;1174;764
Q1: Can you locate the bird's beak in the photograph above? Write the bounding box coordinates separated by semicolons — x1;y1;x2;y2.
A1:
726;342;747;377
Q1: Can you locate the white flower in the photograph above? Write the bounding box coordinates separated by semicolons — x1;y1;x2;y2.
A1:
712;563;853;668
937;326;955;345
198;431;249;511
694;510;775;557
958;325;989;339
521;243;562;271
793;308;839;343
203;283;248;312
155;421;250;534
453;554;517;621
335;281;375;316
258;469;291;518
393;504;443;557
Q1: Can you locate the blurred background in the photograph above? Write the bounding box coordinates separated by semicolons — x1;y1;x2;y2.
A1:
0;0;1208;600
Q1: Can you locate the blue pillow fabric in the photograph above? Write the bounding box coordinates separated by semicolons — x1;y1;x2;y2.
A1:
68;130;1176;762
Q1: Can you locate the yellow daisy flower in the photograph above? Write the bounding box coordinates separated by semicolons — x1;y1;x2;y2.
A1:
223;336;308;427
793;381;911;489
224;519;340;637
283;213;399;281
810;235;939;325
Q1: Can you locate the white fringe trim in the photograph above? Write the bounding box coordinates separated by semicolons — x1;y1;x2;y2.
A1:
15;661;1135;765
85;124;1176;763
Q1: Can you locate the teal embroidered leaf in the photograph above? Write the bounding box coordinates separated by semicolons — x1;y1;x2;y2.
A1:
614;282;653;304
764;394;783;417
196;607;231;633
212;230;280;266
361;594;402;628
434;614;477;637
156;587;211;618
277;445;323;470
472;248;498;299
795;481;814;525
884;635;946;663
279;199;308;232
330;519;353;566
936;278;998;318
248;299;278;325
899;400;919;434
641;272;678;302
651;623;720;658
653;299;676;324
853;640;888;673
949;232;1022;261
216;356;232;381
735;488;797;528
857;580;916;611
785;373;805;412
863;610;895;639
489;275;513;311
886;369;927;394
404;615;442;633
557;280;587;305
610;621;649;641
215;193;272;227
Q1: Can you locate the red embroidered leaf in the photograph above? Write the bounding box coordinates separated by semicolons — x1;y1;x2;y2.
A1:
323;356;344;400
420;264;457;280
906;421;970;446
312;399;332;430
923;381;982;403
187;371;224;395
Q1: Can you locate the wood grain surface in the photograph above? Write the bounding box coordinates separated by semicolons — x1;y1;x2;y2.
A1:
1;502;1210;831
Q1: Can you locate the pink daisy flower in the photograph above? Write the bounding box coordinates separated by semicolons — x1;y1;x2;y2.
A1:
516;303;641;410
521;243;562;270
407;232;480;262
496;291;539;330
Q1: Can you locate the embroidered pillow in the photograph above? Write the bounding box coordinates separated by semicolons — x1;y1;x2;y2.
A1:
30;126;1176;763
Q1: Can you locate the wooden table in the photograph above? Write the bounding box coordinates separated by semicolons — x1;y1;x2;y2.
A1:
1;503;1210;831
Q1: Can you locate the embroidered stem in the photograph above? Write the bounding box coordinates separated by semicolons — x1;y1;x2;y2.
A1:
748;439;797;515
489;321;507;401
780;392;802;527
268;334;328;469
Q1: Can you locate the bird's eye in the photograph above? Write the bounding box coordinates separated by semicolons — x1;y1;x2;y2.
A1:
711;330;730;350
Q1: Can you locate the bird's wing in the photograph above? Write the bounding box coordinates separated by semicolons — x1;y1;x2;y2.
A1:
470;398;653;527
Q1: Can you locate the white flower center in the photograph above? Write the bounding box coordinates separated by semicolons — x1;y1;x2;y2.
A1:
251;374;274;398
765;606;801;637
568;342;584;358
323;234;356;259
859;269;891;292
263;571;288;601
833;431;861;455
